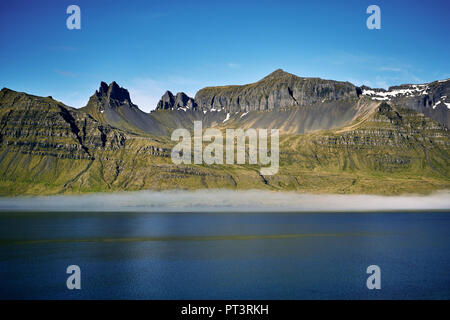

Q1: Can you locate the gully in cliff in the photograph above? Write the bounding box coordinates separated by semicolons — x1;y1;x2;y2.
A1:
171;121;279;175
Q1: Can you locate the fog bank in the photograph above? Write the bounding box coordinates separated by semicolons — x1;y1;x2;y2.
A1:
0;190;449;212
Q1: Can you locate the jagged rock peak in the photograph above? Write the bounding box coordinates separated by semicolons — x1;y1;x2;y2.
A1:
156;91;175;110
156;90;197;110
98;81;109;95
174;92;190;107
96;81;132;105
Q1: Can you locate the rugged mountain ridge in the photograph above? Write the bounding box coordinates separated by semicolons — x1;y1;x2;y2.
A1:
0;70;448;196
361;79;449;127
194;69;361;112
81;81;166;135
143;69;369;135
78;70;449;137
148;69;448;134
0;88;126;158
156;91;197;111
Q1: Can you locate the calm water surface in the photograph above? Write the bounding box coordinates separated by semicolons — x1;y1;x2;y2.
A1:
0;211;449;299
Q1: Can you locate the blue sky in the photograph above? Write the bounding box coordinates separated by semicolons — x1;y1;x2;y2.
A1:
0;0;449;111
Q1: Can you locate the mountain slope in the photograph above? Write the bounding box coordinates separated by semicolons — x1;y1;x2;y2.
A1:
78;71;366;136
0;87;132;194
80;81;166;135
361;79;449;127
0;87;448;196
78;71;449;137
273;101;449;194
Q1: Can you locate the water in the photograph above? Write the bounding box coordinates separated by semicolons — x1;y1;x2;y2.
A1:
0;211;449;299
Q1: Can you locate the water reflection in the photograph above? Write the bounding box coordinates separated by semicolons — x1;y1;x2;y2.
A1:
0;212;449;299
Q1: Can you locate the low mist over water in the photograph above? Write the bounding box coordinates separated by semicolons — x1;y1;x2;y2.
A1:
0;190;449;212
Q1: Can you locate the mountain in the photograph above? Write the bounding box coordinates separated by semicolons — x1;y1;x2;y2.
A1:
0;87;132;194
80;81;165;135
156;91;197;111
190;69;366;133
0;70;449;196
195;69;361;112
81;71;450;137
361;79;449;127
148;70;449;135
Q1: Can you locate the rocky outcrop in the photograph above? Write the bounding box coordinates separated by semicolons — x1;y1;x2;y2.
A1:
194;69;360;112
156;91;174;110
81;81;165;135
81;81;137;119
91;81;136;110
156;91;197;110
100;81;133;106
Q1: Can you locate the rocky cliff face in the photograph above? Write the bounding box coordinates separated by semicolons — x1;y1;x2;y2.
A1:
361;79;449;127
0;88;126;161
79;71;448;137
194;69;361;112
97;81;134;107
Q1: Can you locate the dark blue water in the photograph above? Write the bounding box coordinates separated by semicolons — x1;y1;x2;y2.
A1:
0;211;449;299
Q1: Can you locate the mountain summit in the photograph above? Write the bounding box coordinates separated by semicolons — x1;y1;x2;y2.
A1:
81;81;163;135
96;81;134;106
156;91;197;110
92;81;135;109
260;68;293;80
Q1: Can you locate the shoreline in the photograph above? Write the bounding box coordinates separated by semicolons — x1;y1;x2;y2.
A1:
0;189;448;213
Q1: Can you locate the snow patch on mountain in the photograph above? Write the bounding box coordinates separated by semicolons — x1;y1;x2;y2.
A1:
223;112;230;123
362;85;429;101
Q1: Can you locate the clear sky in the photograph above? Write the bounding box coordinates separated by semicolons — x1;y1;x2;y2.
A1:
0;0;449;111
